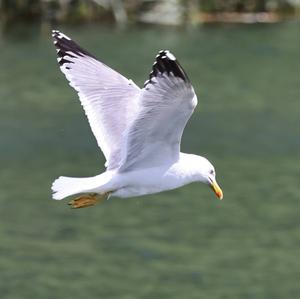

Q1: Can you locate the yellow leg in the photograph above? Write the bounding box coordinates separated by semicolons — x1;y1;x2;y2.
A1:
68;192;110;209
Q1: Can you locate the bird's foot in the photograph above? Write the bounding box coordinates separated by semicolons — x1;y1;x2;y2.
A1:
68;192;109;209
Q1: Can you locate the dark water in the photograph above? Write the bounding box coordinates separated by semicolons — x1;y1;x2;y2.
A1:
0;23;300;299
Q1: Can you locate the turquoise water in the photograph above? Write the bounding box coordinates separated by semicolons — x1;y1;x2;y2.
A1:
0;23;300;298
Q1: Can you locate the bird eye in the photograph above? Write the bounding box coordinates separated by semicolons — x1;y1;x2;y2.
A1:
210;170;215;175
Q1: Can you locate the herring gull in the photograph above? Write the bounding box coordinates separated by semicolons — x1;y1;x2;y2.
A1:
51;30;223;208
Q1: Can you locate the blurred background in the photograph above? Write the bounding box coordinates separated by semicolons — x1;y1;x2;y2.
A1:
1;0;300;28
1;1;300;299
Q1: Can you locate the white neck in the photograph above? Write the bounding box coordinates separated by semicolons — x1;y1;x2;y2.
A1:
169;152;209;184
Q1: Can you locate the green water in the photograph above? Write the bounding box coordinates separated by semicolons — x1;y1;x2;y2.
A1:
0;23;300;299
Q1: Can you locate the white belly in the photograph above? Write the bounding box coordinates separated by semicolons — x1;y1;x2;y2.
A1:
111;161;195;198
112;185;164;198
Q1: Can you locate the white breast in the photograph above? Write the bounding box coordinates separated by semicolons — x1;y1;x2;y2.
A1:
111;153;200;198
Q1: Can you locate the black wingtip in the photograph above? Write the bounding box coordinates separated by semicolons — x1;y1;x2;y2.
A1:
51;30;95;67
144;50;190;88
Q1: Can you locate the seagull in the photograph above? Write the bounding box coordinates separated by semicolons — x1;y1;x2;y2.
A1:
51;30;223;208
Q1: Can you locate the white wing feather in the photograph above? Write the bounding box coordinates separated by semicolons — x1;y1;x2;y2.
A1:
119;51;197;172
52;30;140;169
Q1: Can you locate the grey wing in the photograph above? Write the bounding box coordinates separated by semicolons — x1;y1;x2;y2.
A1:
52;30;141;170
118;50;197;172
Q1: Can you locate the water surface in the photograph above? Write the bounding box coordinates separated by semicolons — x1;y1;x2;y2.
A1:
0;23;300;299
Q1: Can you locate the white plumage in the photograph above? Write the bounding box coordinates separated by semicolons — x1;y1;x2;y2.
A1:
51;30;223;205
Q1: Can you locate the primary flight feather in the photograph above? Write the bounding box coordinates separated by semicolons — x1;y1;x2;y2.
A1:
51;30;223;208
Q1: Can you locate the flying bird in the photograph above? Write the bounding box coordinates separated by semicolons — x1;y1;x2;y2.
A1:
51;30;223;208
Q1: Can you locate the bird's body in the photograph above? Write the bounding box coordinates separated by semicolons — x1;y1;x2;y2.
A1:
51;30;223;207
53;153;213;199
111;153;216;198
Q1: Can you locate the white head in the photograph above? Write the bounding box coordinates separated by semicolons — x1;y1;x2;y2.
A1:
191;155;223;200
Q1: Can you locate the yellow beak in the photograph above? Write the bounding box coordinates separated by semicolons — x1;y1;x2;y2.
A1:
210;180;223;200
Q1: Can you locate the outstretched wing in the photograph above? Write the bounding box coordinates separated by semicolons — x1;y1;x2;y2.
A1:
119;50;197;172
52;30;141;169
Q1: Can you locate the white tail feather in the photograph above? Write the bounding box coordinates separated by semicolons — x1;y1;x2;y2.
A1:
51;173;112;200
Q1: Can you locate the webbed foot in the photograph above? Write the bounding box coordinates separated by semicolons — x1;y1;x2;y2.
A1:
68;192;109;209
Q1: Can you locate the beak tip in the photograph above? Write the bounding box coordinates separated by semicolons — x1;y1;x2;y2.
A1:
210;180;223;200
